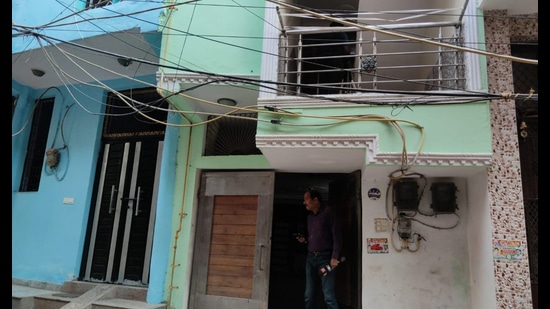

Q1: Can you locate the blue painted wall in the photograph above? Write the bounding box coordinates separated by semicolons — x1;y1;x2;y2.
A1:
11;74;176;286
12;0;172;297
12;0;162;53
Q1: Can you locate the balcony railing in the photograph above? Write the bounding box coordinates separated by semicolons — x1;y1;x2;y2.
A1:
278;22;466;96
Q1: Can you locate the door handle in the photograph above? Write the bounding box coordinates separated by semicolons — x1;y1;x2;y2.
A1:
134;186;142;216
120;187;144;216
109;185;118;214
259;244;265;271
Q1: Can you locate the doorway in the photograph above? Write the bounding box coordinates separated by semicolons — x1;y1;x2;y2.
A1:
269;172;361;309
189;170;361;309
81;87;167;285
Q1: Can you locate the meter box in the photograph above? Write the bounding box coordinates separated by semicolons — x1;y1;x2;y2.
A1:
397;217;412;239
394;178;419;211
430;182;457;214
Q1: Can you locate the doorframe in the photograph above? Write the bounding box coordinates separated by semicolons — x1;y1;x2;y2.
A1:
189;170;275;309
269;171;362;309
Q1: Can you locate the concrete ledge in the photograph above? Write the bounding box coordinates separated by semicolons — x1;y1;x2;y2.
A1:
12;284;58;299
12;278;63;292
93;299;166;309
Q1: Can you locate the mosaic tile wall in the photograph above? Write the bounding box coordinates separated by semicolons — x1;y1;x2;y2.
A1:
484;10;537;309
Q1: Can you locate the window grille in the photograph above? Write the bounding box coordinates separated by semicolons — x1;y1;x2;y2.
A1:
86;0;112;9
204;113;261;156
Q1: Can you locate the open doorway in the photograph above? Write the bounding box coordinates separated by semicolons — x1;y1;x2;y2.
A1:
269;172;361;309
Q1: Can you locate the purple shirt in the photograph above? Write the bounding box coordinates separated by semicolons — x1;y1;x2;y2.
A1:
307;205;342;260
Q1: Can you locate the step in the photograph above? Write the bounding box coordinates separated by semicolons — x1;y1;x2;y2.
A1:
12;284;59;309
60;281;148;302
33;292;80;309
92;299;166;309
13;280;159;309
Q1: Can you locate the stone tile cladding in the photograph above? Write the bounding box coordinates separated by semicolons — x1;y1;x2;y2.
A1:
484;10;537;309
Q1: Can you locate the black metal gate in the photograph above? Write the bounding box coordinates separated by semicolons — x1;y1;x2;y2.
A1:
512;43;538;308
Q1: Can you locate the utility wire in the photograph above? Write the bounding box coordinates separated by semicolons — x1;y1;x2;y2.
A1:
32;30;537;101
267;0;538;65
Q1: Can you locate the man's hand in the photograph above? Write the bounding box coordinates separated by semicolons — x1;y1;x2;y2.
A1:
294;233;306;243
330;258;339;269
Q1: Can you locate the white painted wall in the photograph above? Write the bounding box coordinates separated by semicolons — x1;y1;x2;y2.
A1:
360;167;492;308
466;171;498;309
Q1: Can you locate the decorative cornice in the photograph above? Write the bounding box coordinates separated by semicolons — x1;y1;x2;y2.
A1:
156;72;257;86
256;134;492;167
374;152;492;166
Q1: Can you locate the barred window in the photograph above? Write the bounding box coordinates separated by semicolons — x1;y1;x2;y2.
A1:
19;97;55;192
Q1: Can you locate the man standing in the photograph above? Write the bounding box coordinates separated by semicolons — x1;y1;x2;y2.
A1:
296;188;343;309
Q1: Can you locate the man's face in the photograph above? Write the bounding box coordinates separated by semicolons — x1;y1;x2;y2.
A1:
303;192;316;211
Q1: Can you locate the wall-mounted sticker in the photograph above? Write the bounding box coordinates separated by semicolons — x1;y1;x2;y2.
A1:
367;238;389;254
368;188;381;200
493;239;523;261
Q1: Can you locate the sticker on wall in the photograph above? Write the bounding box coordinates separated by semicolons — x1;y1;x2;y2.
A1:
367;238;389;254
367;188;381;200
492;239;523;261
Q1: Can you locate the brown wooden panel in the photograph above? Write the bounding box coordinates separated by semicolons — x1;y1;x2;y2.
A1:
210;234;256;245
212;214;257;225
209;255;254;266
191;171;274;309
212;224;257;235
214;203;258;213
206;195;258;300
210;244;255;256
208;263;254;276
214;195;258;206
206;285;253;299
207;274;253;288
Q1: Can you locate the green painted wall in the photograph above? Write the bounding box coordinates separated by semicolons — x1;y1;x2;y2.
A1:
162;111;270;308
160;0;265;75
257;102;492;154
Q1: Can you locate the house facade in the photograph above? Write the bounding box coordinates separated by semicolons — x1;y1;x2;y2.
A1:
12;1;537;309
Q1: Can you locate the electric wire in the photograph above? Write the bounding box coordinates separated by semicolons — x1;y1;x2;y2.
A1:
267;0;538;65
12;1;540;173
12;86;64;136
44;103;74;182
30;30;533;103
13;3;538;97
11;0;540;99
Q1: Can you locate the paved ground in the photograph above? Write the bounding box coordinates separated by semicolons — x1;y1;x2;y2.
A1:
12;284;57;298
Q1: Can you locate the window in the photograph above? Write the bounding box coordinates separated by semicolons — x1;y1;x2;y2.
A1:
204;113;261;156
19;97;55;192
86;0;112;9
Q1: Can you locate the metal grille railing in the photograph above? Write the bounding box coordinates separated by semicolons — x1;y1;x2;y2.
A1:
278;23;466;95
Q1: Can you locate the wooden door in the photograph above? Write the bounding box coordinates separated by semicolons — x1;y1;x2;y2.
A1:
189;171;275;309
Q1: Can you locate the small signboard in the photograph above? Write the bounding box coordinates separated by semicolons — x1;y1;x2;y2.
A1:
367;238;389;254
368;188;381;200
493;239;523;261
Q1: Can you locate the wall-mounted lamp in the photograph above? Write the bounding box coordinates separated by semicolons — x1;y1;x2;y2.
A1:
31;68;45;77
117;57;133;67
217;98;237;106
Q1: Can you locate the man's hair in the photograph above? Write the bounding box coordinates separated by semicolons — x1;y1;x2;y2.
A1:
306;188;323;203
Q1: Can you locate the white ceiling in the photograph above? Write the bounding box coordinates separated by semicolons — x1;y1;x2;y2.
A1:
12;28;160;91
